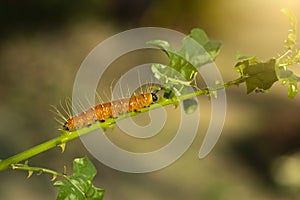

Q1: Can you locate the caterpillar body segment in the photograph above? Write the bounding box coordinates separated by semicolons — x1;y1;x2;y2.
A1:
63;93;158;131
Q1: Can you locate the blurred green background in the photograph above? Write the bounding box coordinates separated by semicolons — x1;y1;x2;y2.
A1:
1;0;300;199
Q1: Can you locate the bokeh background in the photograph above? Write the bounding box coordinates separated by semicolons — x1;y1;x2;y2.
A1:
1;0;300;199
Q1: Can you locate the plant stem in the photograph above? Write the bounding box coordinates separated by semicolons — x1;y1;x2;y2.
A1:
0;133;77;171
11;163;86;197
0;77;245;171
11;163;67;179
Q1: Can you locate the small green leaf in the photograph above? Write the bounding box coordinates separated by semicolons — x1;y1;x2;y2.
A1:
189;28;209;45
288;82;298;98
235;52;255;61
182;28;221;67
151;64;193;89
148;41;198;82
235;57;278;94
54;157;104;200
72;157;96;180
277;67;300;98
183;99;198;114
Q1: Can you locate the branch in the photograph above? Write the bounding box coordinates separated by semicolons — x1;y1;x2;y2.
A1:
0;76;246;171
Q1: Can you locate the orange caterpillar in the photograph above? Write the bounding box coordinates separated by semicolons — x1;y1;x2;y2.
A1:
63;93;158;131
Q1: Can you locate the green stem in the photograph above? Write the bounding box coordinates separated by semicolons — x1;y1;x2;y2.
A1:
0;77;245;171
11;163;86;197
0;132;78;171
11;163;67;179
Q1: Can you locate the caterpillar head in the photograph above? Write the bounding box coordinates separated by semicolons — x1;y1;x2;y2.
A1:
151;93;158;102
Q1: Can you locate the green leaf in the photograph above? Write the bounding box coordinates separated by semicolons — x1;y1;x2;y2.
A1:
54;157;104;200
148;40;198;82
189;28;209;45
151;64;193;89
183;99;198;114
235;52;255;61
235;57;278;94
148;28;221;82
148;28;221;113
189;28;222;61
277;67;300;98
288;81;298;98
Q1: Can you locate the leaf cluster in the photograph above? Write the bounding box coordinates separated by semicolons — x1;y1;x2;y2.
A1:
148;29;221;96
234;8;300;98
148;9;300;100
149;28;221;112
54;157;104;200
276;8;300;98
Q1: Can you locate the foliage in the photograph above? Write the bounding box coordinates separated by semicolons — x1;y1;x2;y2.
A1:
11;157;104;200
276;8;300;98
148;28;221;112
148;28;221;97
234;57;278;94
233;8;300;98
54;157;104;200
149;8;300;99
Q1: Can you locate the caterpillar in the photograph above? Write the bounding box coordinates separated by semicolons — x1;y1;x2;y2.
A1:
63;93;158;131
